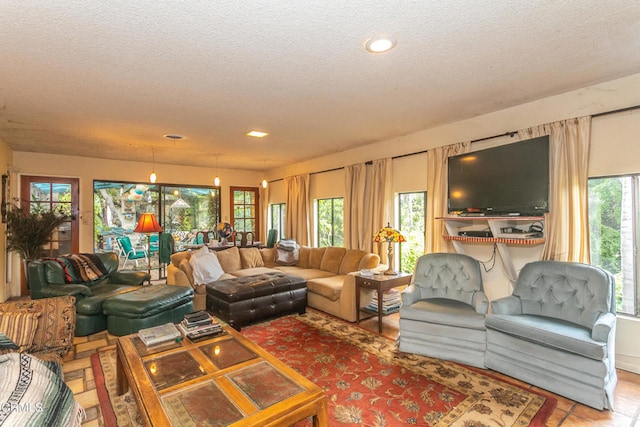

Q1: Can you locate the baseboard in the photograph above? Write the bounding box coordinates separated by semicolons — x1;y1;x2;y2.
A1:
616;354;640;375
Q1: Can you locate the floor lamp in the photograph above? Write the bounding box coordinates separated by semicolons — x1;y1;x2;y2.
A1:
134;212;163;284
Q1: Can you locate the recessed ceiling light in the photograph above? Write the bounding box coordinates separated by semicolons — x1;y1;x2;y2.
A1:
163;134;185;140
246;131;269;138
364;35;396;53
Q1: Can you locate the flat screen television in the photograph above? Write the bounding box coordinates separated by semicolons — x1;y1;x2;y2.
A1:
447;136;549;216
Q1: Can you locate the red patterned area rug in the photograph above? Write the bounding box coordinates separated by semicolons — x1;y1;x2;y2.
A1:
92;310;556;427
242;311;556;427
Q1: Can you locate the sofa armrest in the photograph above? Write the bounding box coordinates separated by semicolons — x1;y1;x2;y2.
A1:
109;270;149;285
401;285;421;305
472;291;489;314
38;284;92;299
490;296;522;315
592;312;616;342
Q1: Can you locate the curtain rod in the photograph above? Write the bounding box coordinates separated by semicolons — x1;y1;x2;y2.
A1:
268;103;640;182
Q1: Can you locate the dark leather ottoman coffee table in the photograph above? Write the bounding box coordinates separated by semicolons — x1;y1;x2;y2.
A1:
205;273;307;330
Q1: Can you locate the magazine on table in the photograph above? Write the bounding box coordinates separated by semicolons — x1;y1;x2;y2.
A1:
137;323;181;346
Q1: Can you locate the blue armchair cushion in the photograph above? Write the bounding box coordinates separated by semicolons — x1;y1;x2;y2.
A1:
486;314;607;360
402;298;486;330
513;261;613;329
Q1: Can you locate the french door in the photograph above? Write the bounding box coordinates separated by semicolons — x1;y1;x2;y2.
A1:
20;176;79;294
230;187;260;237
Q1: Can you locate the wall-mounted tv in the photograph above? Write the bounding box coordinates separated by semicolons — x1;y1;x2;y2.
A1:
447;136;549;216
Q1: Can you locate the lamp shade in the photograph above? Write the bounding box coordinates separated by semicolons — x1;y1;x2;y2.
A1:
134;213;163;233
373;223;406;243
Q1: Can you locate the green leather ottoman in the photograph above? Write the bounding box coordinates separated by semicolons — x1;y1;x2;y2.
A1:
102;284;194;336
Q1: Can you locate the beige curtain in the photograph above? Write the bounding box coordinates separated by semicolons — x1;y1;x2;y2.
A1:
344;163;367;250
518;116;591;262
284;174;310;246
426;142;470;253
364;158;392;254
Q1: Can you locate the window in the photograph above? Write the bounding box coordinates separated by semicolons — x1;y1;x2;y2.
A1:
317;198;343;247
231;187;259;235
93;181;220;254
398;192;426;273
270;203;286;239
588;175;639;316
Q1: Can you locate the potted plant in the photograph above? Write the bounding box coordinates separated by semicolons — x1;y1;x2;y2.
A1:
5;203;71;286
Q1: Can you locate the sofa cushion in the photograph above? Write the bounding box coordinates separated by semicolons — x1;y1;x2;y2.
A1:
485;314;606;360
178;259;195;287
297;247;311;268
400;298;486;330
170;250;191;268
189;246;224;285
0;311;41;352
308;247;326;269
307;275;347;301
321;247;347;274
240;248;265;269
260;248;277;267
216;246;242;272
339;249;367;274
275;268;333;281
359;253;381;270
74;284;138;315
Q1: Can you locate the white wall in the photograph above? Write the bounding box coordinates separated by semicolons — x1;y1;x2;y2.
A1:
266;73;640;373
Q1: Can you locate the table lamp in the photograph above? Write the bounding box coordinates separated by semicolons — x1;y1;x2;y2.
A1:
134;212;163;284
374;223;406;275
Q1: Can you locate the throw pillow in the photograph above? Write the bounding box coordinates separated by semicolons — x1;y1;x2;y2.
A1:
189;248;224;285
0;311;41;353
239;248;265;269
0;332;19;351
178;259;195;286
216;246;242;272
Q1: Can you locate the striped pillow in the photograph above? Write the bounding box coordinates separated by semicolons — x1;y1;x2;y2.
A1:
0;311;41;353
0;332;19;350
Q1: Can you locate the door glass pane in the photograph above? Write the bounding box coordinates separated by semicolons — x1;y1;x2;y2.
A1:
398;192;426;273
30;182;51;202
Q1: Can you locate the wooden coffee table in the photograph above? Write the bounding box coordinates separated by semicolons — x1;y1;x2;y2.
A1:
116;324;327;426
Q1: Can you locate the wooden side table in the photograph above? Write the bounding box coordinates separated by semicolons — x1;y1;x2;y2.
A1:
355;272;412;333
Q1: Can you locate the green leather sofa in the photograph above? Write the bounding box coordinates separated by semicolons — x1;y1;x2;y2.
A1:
28;252;149;336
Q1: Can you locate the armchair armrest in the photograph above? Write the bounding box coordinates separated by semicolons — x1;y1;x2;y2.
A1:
490;296;522;315
401;285;421;305
592;312;616;342
38;284;92;299
109;270;150;285
472;291;489;314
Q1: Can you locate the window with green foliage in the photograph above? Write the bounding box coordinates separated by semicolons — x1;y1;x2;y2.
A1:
589;175;639;316
93;181;220;253
270;203;286;239
398;192;426;274
317;198;344;247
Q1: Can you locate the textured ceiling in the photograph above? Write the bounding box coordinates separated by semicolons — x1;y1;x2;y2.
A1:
1;1;640;171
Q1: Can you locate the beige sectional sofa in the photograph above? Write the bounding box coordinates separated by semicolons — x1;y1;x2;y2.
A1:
167;245;381;322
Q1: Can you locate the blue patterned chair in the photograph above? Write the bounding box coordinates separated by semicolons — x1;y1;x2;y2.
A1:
485;260;617;410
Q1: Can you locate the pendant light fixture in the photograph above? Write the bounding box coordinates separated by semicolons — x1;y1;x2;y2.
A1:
213;156;221;187
149;149;157;183
261;160;268;188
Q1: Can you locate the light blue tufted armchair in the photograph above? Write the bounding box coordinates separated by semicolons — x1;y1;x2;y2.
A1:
398;253;489;368
485;260;617;410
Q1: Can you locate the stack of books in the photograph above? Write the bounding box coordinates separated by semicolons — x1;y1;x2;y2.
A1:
366;289;402;314
177;311;223;340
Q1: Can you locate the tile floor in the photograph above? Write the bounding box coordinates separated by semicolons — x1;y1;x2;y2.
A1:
64;313;640;426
